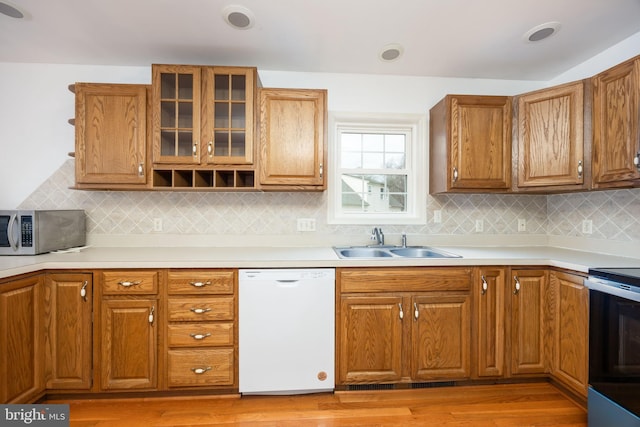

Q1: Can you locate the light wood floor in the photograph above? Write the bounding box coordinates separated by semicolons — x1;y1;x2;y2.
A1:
49;382;587;427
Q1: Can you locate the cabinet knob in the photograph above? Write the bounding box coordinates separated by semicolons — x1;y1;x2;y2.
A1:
481;275;488;295
319;163;323;178
138;163;144;177
452;167;459;183
398;303;404;320
148;306;155;324
207;141;213;156
193;142;198;157
513;276;521;295
413;302;419;320
634;153;640;169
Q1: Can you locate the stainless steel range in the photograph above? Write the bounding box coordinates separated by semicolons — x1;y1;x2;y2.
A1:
586;268;640;427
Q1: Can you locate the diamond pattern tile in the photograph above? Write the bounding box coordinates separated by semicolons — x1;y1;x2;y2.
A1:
16;160;640;243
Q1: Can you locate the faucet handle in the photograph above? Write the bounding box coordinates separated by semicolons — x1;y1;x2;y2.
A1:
401;232;407;248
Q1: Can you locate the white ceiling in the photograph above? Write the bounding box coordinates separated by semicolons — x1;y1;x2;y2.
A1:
2;0;640;81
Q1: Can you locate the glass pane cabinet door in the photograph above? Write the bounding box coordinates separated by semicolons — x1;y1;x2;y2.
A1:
152;65;201;164
202;67;255;164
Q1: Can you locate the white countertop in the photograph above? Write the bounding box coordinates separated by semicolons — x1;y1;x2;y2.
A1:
1;245;639;280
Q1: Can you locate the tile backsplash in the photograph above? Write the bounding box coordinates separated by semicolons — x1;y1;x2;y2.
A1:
19;160;640;245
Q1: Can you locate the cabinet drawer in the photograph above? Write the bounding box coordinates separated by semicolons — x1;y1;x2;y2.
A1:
168;270;235;295
102;271;158;295
168;297;234;321
167;349;234;387
167;323;234;347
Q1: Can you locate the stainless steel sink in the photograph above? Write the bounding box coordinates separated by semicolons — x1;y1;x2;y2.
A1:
388;247;460;258
337;248;393;258
334;246;461;259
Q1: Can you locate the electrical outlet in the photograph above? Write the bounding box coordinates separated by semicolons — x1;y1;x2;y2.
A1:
433;210;442;223
475;219;484;232
153;218;163;232
518;218;526;232
297;218;316;232
582;219;593;234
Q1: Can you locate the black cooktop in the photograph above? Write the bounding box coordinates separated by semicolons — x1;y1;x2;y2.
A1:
589;268;640;287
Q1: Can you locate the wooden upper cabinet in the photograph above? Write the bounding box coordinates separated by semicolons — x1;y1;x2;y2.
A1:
515;81;587;191
258;88;327;189
75;83;150;188
592;55;640;188
152;65;257;166
430;95;512;193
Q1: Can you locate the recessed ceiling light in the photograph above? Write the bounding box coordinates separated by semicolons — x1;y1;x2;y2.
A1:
380;44;403;62
222;5;254;30
524;22;561;42
0;1;24;19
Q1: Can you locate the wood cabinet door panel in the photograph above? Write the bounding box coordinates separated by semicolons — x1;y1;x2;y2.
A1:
517;82;584;188
510;270;549;376
75;83;148;186
0;276;42;403
338;295;403;383
44;273;92;390
450;96;512;190
551;271;588;397
474;268;505;378
592;57;640;187
411;293;470;380
100;299;157;390
259;88;326;188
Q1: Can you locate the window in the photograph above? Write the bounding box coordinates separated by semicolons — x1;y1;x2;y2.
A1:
328;113;426;224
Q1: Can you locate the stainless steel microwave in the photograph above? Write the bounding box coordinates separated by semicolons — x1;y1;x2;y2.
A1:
0;210;86;255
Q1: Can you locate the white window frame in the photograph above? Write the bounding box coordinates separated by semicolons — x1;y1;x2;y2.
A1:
327;112;427;225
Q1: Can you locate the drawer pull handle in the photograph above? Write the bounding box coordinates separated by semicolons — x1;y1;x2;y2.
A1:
398;303;404;320
413;302;419;320
514;276;521;295
148;306;155;324
191;366;212;375
190;307;212;314
118;281;141;287
190;333;211;340
190;281;211;288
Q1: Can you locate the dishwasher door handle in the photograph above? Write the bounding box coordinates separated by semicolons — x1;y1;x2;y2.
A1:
276;279;300;288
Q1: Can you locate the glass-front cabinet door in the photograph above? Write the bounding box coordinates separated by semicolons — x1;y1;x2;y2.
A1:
201;67;256;165
152;65;202;164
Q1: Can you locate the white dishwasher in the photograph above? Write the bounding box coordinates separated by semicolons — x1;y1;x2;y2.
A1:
239;268;335;395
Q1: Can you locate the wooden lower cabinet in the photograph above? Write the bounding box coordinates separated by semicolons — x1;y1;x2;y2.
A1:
165;269;237;389
411;293;471;380
97;270;159;391
44;273;93;390
550;270;589;397
337;267;472;385
473;267;506;378
509;269;551;376
0;275;44;403
339;295;404;383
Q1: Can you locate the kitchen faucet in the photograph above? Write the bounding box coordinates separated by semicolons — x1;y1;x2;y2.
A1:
371;227;384;246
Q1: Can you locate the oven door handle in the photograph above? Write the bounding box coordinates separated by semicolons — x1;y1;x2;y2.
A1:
586;278;640;303
7;214;18;251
